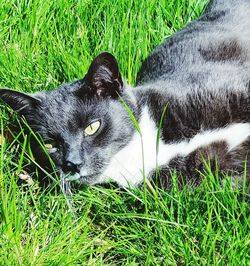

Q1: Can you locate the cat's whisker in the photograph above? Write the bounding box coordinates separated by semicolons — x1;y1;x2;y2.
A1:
59;171;78;223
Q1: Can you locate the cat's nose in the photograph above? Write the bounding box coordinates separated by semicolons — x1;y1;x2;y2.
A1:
65;160;82;173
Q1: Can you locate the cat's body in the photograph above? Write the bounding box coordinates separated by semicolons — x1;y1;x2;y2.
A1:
1;0;250;189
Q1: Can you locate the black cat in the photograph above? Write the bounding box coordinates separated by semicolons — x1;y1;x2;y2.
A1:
1;0;250;189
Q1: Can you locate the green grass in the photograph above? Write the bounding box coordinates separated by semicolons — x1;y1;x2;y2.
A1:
0;0;250;265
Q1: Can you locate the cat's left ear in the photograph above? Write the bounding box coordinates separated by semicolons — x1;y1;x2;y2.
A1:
85;52;123;98
0;88;41;115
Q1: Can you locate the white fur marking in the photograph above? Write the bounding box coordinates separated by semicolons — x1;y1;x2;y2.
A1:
101;107;250;187
101;107;158;186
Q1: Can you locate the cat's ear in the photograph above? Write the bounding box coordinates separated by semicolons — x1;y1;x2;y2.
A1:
0;88;41;114
85;52;123;98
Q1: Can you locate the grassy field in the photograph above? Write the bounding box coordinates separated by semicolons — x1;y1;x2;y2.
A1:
0;0;250;265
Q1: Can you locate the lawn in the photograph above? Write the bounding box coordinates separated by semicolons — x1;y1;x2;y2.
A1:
0;0;249;265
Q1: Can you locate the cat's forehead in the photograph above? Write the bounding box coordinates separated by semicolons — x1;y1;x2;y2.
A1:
45;90;78;108
37;88;109;124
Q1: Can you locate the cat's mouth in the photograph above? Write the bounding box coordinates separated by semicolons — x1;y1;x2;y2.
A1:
64;172;81;181
62;171;97;185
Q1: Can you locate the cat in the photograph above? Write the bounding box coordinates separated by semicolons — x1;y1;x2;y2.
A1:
1;0;250;189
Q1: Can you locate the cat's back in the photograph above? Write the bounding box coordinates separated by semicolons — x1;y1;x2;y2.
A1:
136;0;250;91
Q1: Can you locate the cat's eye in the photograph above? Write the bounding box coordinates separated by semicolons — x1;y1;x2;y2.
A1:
45;142;57;152
45;143;54;149
84;120;101;136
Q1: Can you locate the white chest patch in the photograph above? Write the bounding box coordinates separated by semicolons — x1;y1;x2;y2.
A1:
100;107;250;187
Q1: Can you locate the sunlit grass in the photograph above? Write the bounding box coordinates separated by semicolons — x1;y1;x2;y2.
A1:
1;0;249;265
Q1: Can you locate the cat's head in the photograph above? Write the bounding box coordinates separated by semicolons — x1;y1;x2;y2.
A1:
0;52;137;186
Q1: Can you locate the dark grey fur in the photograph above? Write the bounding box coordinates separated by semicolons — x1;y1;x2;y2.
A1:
1;0;250;188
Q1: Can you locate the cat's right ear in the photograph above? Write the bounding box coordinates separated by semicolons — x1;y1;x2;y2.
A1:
0;88;41;115
84;52;123;98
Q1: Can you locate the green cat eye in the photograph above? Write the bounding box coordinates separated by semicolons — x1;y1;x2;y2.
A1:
84;120;101;136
